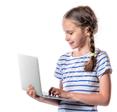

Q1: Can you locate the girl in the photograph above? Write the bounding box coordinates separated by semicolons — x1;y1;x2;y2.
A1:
27;6;112;112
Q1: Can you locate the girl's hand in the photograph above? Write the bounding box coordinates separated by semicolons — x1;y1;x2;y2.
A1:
49;87;69;98
27;85;39;99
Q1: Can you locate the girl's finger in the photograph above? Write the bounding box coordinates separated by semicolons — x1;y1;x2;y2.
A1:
32;90;36;98
28;90;32;96
54;91;60;96
49;87;54;95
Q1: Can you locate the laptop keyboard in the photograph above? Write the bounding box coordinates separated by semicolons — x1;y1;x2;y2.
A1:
44;95;59;98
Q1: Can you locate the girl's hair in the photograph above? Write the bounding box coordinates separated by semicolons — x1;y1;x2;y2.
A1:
64;6;98;72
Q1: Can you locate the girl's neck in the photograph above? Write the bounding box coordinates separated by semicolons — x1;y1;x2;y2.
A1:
72;38;91;57
72;47;90;57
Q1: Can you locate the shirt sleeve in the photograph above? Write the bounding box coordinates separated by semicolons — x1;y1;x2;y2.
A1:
54;56;63;80
96;51;112;78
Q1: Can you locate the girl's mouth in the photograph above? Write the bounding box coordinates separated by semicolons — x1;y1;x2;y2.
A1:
69;41;74;45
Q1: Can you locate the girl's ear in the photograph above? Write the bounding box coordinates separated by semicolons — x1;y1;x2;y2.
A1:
84;27;90;37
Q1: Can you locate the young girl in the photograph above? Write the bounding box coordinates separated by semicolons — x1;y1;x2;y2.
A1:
27;6;112;112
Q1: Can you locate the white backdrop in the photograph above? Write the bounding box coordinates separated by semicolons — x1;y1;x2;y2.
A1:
0;0;116;112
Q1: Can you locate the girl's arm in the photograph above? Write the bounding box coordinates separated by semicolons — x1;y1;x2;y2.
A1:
50;73;111;106
66;73;111;106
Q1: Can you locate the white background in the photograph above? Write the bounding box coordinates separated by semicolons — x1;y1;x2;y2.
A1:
0;0;116;112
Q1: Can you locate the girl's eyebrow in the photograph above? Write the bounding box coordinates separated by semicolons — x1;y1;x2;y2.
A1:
65;29;74;33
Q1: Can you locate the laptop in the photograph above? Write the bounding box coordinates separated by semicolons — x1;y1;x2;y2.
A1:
18;54;72;101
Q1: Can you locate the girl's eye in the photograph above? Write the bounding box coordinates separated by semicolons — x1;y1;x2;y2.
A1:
69;32;73;35
66;31;73;35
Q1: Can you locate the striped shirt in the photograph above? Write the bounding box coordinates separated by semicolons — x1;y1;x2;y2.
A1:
54;48;112;112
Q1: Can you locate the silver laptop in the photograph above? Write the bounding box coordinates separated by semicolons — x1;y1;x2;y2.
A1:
18;54;72;101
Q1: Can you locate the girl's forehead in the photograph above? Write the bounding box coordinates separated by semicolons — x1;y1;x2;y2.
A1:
62;19;77;29
62;18;81;30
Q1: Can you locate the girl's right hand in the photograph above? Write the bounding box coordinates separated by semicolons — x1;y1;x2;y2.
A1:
27;85;38;99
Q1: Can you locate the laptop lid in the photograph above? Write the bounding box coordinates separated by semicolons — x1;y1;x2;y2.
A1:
18;54;43;96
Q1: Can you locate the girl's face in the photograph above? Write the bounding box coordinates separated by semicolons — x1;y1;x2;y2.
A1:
62;18;90;50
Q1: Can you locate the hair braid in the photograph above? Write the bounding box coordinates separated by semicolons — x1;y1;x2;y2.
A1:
84;31;97;71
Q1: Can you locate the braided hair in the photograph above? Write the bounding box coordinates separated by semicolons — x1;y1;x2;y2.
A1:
64;6;98;71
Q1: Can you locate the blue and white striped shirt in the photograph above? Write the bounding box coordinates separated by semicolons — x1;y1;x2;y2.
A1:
55;48;112;112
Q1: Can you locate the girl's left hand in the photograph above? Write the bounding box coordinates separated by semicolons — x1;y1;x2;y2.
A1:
49;87;69;98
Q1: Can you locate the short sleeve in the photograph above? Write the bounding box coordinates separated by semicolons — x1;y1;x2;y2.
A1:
54;57;63;80
96;51;112;78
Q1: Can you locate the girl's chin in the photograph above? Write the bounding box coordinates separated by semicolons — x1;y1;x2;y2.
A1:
69;43;79;49
70;46;78;49
69;44;81;49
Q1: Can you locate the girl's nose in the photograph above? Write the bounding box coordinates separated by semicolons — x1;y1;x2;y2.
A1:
65;35;70;41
